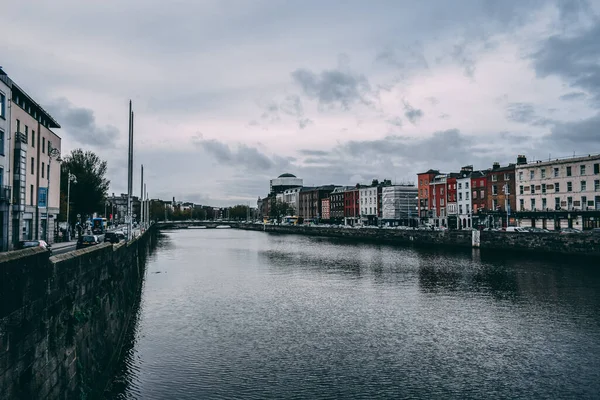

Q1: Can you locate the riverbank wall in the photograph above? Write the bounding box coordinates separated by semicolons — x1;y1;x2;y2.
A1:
235;224;600;257
0;226;157;399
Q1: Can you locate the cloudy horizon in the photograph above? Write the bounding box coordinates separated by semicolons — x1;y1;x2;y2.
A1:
2;0;599;206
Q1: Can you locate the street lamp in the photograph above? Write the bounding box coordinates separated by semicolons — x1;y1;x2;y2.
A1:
47;145;61;243
66;171;77;241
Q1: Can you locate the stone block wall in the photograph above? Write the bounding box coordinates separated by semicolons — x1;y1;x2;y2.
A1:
0;226;157;399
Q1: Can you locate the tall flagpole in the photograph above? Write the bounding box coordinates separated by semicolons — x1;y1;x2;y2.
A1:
140;164;144;230
127;102;134;241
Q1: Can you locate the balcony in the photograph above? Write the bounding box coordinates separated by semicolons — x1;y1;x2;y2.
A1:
0;186;11;203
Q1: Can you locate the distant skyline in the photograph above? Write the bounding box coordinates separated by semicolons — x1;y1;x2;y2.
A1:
1;0;599;206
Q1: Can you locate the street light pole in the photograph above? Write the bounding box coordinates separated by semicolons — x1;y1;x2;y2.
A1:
66;172;77;240
47;145;61;243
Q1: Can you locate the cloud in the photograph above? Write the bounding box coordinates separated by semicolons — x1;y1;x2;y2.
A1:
531;21;600;106
387;116;403;127
298;118;313;129
545;112;600;145
505;102;555;126
291;65;374;110
559;91;587;101
298;149;329;156
451;42;476;78
403;102;424;124
45;98;119;148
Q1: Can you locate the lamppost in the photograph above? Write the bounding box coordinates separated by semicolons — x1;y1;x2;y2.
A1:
66;171;77;241
47;145;62;243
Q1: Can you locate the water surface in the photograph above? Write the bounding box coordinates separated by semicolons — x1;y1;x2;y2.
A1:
109;229;600;399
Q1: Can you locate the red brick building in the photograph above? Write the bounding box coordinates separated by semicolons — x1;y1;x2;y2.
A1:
429;174;448;227
344;186;361;225
299;186;336;222
470;171;488;214
417;169;440;219
485;162;516;227
321;198;330;221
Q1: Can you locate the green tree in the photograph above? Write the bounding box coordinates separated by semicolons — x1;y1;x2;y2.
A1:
60;149;110;227
269;199;294;221
229;205;249;220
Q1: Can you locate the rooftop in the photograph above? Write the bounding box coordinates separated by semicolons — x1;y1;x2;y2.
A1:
277;173;297;178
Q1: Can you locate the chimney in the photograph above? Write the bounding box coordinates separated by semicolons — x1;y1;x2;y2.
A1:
492;162;500;170
516;155;527;165
460;165;474;173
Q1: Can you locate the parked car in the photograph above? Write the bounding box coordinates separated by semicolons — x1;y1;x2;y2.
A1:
76;235;101;249
104;232;121;244
559;228;582;234
16;240;52;254
591;228;600;234
522;227;551;233
505;227;527;233
115;230;126;240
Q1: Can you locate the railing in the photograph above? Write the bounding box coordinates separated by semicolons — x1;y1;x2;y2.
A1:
14;132;28;143
0;186;11;202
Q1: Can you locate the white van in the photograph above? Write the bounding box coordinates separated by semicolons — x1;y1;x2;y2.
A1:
505;226;526;233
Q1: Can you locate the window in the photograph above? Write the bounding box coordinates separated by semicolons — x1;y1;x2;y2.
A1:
0;130;4;155
554;167;559;177
25;125;29;142
0;93;5;118
567;182;572;192
473;191;477;199
555;182;560;193
466;192;469;200
42;162;45;178
519;171;523;181
541;184;546;194
581;165;586;175
47;164;50;179
555;197;560;210
519;185;524;195
458;192;462;201
30;185;34;206
459;205;463;214
480;190;484;199
581;181;586;191
32;130;35;147
530;185;535;194
458;183;462;189
441;188;444;195
594;163;599;174
31;157;34;174
596;180;600;191
567;197;573;209
492;175;498;182
531;198;536;210
566;166;572;176
582;196;587;209
492;199;498;209
492;185;498;195
440;199;444;206
519;199;524;210
504;173;510;181
465;182;469;189
16;119;20;134
541;169;546;179
542;198;547;209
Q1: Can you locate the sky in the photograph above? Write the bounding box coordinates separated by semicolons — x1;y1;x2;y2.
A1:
1;0;599;206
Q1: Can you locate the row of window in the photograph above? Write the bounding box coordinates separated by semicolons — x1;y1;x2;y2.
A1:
519;196;598;211
519;164;600;181
519;180;600;194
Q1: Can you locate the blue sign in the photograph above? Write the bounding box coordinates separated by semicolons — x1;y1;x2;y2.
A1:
38;187;48;208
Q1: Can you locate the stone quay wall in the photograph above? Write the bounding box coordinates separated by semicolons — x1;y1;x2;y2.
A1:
234;224;600;257
0;226;157;400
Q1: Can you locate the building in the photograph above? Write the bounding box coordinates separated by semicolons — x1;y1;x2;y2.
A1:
299;186;336;221
0;70;11;250
282;186;302;215
446;173;459;229
515;154;600;230
108;193;141;224
321;198;330;221
417;169;440;220
7;72;62;246
359;184;379;225
344;185;362;226
270;173;303;195
381;185;418;225
429;174;448;227
329;186;350;224
456;166;474;229
485;160;517;228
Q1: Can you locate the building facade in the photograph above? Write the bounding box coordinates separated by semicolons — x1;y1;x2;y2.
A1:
417;169;440;219
429;174;448;227
10;78;62;246
321;198;330;221
446;174;459;229
329;186;349;223
270;173;303;195
515;154;600;230
344;186;361;225
282;186;302;215
485;161;517;228
0;71;11;250
299;186;335;221
359;185;379;225
456;166;473;229
381;185;418;225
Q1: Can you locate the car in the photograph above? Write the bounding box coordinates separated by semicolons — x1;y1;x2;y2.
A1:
590;228;600;234
115;230;126;240
76;235;101;249
16;240;52;254
104;232;121;244
505;227;527;232
559;228;582;234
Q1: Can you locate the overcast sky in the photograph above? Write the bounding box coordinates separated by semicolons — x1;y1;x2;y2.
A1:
2;0;599;206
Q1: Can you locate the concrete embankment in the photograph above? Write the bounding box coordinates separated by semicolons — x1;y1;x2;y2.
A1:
0;226;157;399
235;224;600;257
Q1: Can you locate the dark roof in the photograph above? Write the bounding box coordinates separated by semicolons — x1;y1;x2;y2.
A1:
469;170;488;178
446;172;461;178
489;164;516;173
278;173;297;178
417;169;440;175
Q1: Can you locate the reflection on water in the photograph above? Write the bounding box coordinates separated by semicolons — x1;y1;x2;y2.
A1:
109;229;600;399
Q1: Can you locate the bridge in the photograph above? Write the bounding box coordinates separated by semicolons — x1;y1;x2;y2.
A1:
156;221;244;229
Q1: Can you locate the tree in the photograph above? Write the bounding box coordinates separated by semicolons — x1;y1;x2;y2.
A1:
269;199;294;221
229;205;249;220
59;149;110;227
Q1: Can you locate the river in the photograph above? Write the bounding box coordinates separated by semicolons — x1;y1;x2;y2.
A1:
108;229;600;399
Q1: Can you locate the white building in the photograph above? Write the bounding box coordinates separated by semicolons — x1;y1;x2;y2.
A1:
270;173;303;194
0;70;11;250
457;168;473;229
381;185;418;225
359;186;379;225
515;154;600;230
282;186;302;214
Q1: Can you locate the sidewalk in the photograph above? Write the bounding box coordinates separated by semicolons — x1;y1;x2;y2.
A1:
52;240;76;250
